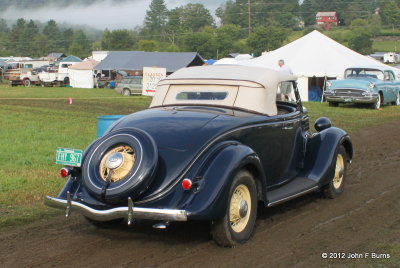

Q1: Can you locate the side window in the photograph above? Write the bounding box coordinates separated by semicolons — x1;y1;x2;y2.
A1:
279;81;295;102
389;72;395;81
384;71;393;81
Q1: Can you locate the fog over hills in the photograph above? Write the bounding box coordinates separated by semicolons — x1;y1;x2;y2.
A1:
0;0;224;30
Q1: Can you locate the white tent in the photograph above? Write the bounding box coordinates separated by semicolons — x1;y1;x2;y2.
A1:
214;54;253;65
240;30;399;101
68;59;99;88
214;58;239;65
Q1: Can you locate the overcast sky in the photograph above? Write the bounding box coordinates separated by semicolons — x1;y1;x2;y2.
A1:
0;0;224;30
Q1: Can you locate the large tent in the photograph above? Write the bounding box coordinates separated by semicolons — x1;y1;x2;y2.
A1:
95;51;204;74
240;30;398;101
68;59;99;88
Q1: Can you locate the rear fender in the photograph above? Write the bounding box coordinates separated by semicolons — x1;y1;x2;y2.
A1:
302;127;353;186
185;143;266;220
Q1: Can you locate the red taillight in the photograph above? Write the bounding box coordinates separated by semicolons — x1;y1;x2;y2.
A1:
60;168;70;178
182;178;192;190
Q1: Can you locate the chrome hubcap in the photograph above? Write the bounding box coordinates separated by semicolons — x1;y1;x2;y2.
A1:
106;152;124;170
99;145;135;183
239;200;248;218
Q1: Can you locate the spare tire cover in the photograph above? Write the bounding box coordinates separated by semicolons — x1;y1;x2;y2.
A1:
82;128;158;203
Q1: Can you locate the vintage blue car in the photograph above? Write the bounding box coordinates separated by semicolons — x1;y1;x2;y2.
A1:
46;65;353;247
324;66;400;109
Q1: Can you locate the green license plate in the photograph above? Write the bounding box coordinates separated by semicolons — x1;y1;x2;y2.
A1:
56;148;83;167
344;98;353;102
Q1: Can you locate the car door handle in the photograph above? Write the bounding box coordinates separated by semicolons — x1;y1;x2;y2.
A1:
282;126;293;130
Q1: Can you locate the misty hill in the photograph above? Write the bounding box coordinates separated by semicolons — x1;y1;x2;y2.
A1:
0;0;224;31
0;0;222;10
0;0;126;9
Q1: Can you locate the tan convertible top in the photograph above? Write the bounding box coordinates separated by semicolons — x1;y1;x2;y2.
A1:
151;65;297;116
162;65;296;88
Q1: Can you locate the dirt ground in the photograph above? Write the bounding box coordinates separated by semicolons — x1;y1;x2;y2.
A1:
1;121;399;268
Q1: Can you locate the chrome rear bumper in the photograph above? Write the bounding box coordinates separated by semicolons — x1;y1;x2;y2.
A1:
44;195;187;223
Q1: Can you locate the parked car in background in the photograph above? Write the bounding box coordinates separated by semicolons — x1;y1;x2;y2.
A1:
18;68;42;87
114;76;143;95
46;65;353;247
324;66;400;109
6;60;49;86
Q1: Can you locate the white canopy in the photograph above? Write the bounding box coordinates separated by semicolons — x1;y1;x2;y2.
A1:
214;54;253;65
214;58;239;65
239;30;399;100
241;30;397;77
68;59;99;88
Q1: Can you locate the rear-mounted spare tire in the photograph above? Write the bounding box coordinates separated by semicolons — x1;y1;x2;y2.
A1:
82;128;158;203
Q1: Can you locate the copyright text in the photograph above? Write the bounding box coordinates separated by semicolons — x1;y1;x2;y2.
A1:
321;252;391;259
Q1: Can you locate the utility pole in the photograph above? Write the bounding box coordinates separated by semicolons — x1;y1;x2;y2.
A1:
248;0;251;36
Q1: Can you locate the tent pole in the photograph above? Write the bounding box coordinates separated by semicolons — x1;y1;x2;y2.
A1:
322;75;327;103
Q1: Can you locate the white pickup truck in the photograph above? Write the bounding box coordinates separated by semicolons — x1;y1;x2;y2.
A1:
39;57;81;86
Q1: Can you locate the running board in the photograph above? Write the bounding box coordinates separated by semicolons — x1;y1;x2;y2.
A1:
267;177;319;207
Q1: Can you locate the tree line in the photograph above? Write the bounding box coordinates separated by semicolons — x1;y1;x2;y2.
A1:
0;18;94;59
1;0;400;59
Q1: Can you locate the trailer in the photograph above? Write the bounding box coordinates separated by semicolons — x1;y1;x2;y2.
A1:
383;52;400;64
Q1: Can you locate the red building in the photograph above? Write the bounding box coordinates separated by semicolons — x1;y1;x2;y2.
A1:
316;12;338;30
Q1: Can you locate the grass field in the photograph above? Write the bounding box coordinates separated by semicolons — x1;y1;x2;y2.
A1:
0;84;399;229
372;40;400;52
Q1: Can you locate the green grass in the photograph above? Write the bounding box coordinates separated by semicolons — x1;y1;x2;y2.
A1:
372;40;400;52
304;102;400;132
0;85;151;228
0;85;399;229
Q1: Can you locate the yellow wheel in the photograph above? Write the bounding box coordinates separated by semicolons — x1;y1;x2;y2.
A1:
229;184;252;233
99;145;135;183
332;154;344;190
323;145;347;198
211;170;257;247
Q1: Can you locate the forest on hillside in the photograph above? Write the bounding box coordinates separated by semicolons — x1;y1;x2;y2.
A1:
0;0;400;59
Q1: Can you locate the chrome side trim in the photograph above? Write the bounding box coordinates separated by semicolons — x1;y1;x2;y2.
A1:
267;186;319;207
44;196;187;222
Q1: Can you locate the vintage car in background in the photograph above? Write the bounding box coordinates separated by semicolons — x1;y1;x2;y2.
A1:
46;65;353;247
114;76;143;96
9;68;43;87
324;66;400;109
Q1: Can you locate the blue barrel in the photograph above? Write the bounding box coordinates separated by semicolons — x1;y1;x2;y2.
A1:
97;115;125;137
